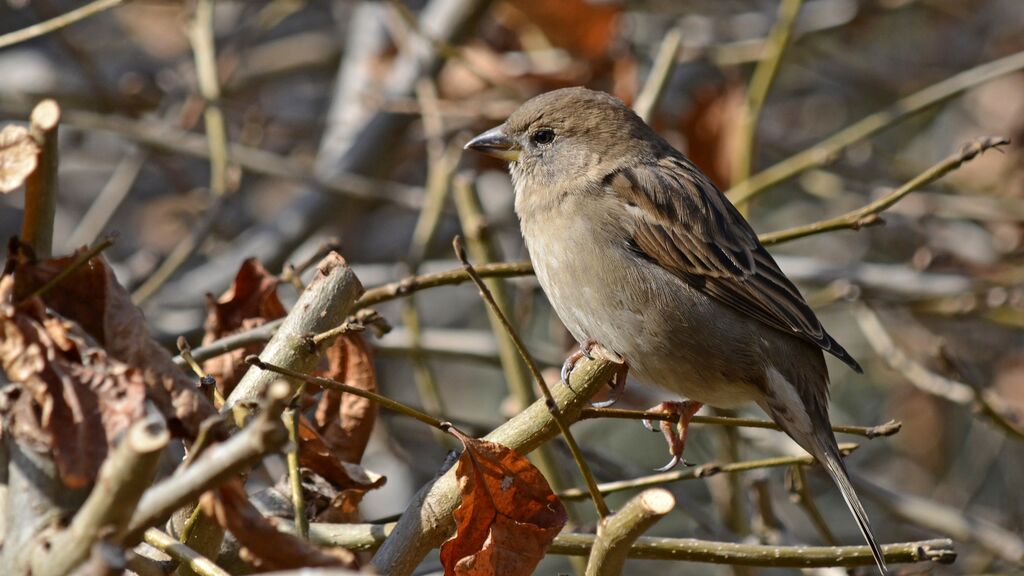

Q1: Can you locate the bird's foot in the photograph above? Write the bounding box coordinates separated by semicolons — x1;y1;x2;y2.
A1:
591;361;629;408
642;400;704;471
559;339;598;391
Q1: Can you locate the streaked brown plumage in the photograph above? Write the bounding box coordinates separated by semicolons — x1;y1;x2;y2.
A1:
466;87;888;574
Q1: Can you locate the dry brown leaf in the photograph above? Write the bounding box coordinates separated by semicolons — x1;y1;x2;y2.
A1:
200;478;356;571
439;431;566;576
0;124;38;193
0;276;146;488
314;333;378;464
506;0;621;60
11;245;217;438
298;416;385;492
201;258;286;397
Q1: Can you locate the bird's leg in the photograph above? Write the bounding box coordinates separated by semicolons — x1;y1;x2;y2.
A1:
591;361;629;408
642;400;704;471
559;339;598;390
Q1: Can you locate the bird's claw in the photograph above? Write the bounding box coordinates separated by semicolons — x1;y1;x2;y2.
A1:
643;400;704;471
590;361;629;408
560;339;600;391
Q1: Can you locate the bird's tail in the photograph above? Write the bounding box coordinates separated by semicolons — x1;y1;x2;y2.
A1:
811;434;889;575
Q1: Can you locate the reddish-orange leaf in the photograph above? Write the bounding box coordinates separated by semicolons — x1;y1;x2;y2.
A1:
201;258;286;397
200;478;356;571
440;432;566;576
508;0;620;60
314;333;378;464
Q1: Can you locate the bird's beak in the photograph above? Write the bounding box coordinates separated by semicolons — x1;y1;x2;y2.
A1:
464;125;519;161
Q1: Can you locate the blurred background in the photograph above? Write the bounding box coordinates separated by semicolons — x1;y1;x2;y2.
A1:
1;0;1023;574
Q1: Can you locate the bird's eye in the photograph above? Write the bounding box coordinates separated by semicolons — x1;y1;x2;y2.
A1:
530;128;555;146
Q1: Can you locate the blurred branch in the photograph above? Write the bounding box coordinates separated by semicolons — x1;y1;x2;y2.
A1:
580;407;901;439
732;0;803;192
130;0;231;305
64;149;146;250
786;464;838;546
759;136;1010;246
586;488;674;576
728;48;1024;205
855;304;1024;440
0;0;125;50
559;443;859;501
22;99;60;259
142;529;230;576
633;28;682;123
852;472;1024;565
369;354;620;575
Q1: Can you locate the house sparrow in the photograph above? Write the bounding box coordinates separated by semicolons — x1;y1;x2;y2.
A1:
465;87;888;574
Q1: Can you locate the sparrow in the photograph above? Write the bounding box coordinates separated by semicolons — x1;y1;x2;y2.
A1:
465;87;888;574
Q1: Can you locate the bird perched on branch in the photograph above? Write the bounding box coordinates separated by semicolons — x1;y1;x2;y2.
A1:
465;87;888;574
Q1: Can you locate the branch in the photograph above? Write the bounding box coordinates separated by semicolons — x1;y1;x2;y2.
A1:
22;99;61;259
759;136;1010;245
0;0;125;50
585;489;675;576
368;354;620;576
122;382;291;544
727;48;1024;204
31;417;169;576
315;521;955;568
223;252;363;415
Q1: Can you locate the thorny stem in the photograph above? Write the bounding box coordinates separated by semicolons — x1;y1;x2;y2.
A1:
452;235;611;518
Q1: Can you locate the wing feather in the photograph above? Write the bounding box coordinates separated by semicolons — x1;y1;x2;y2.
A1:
608;155;862;373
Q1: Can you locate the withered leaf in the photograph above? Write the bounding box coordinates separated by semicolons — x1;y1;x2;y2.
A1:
298;416;385;492
0;124;38;193
314;333;378;464
200;478;356;571
0;276;145;488
439;432;567;576
11;245;216;439
510;0;620;60
202;258;286;397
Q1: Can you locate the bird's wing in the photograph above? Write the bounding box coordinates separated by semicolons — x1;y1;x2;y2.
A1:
606;154;862;373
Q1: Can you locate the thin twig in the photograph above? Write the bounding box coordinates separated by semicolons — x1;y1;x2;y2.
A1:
786;464;838;545
246;357;449;431
283;397;309;539
26;236;115;300
727;48;1024;204
558;443;860;501
633;28;682;123
732;0;804;194
759;136;1010;245
585;489;675;576
580;407;901;439
452;235;612;518
0;0;125;50
142;529;230;576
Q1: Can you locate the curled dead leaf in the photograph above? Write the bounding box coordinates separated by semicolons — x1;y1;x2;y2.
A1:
200;479;356;571
0;276;145;488
0;124;39;193
202;258;286;397
298;416;385;492
10;244;217;439
314;333;378;464
440;431;567;576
